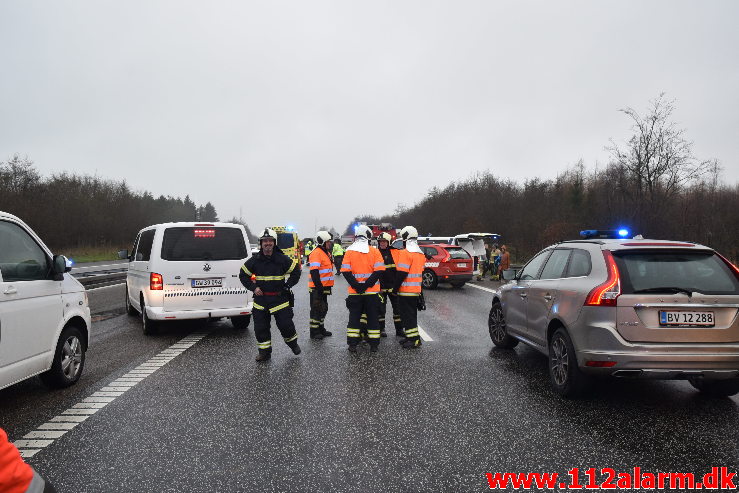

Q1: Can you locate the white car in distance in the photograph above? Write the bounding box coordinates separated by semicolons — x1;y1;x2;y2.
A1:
120;222;253;335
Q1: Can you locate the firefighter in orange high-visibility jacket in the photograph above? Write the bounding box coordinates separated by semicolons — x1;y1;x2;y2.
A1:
308;230;335;339
341;225;385;352
0;427;57;493
394;226;425;349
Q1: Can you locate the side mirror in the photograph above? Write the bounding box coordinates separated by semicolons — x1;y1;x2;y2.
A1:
118;249;129;261
52;255;68;281
502;268;519;281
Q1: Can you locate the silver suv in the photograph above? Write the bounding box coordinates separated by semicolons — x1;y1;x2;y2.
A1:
488;231;739;398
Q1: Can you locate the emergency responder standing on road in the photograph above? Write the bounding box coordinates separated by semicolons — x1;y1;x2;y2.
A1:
341;225;385;353
308;231;335;339
377;232;404;337
239;228;301;362
332;238;345;275
394;226;426;349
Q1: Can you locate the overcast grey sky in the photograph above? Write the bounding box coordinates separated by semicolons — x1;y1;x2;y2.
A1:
1;1;737;237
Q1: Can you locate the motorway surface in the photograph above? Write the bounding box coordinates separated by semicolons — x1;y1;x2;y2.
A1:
2;270;739;492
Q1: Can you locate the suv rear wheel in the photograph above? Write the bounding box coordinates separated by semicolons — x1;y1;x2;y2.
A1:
231;315;251;330
422;269;438;289
549;328;591;398
488;301;518;348
689;378;739;397
40;325;86;388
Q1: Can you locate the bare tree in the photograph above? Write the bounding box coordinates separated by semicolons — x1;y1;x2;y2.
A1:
607;94;712;222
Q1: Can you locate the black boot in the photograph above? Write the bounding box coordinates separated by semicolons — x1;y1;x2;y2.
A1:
255;349;271;362
370;344;379;353
380;331;387;337
347;345;358;353
310;332;324;340
322;330;333;337
288;341;302;355
402;339;421;349
395;330;405;337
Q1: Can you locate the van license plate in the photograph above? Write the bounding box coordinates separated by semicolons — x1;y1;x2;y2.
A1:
192;279;223;288
659;311;714;327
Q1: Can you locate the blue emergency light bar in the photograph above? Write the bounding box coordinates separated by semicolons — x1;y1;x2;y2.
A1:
580;229;632;240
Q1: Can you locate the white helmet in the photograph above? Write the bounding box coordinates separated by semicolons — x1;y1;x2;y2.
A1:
399;225;418;240
355;225;372;240
378;232;392;243
259;228;278;243
315;230;332;246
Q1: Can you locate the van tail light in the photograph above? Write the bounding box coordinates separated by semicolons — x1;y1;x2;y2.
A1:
584;250;620;307
150;273;164;291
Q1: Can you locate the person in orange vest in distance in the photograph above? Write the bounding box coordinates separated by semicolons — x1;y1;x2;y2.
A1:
308;230;335;339
0;427;57;492
394;225;426;349
341;225;385;353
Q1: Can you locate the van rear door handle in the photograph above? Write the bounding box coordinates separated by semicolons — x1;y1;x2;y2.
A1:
3;286;17;295
543;294;553;301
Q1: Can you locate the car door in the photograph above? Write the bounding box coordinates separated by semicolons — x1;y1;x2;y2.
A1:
502;250;551;338
127;232;141;309
0;219;63;386
526;249;571;345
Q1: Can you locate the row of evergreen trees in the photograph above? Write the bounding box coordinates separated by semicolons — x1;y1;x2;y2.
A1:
0;155;221;250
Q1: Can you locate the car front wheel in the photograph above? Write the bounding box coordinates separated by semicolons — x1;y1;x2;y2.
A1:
125;286;137;316
549;328;591;398
488;302;518;348
422;270;438;289
40;325;86;388
689;378;739;397
141;296;158;335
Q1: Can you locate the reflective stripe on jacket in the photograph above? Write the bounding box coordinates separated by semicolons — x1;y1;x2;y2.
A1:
308;247;335;288
341;247;385;294
396;249;425;295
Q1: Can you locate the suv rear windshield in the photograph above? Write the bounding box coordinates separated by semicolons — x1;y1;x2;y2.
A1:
445;247;470;260
613;250;739;295
277;233;295;250
161;227;247;261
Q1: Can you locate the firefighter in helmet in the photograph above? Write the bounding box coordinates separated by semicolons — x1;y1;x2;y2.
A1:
239;228;301;361
341;225;385;352
394;225;425;349
308;230;335;339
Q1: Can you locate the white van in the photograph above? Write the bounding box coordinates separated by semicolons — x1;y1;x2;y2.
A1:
120;222;253;335
0;211;91;391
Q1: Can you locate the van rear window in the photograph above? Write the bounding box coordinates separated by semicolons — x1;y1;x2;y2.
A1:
445;247;470;260
613;250;739;295
277;233;295;250
161;227;247;261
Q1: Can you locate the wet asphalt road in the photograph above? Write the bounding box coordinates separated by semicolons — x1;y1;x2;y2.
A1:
2;271;739;492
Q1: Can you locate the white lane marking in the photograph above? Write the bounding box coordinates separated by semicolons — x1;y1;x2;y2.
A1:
467;283;498;294
14;331;209;458
418;326;433;342
85;283;125;292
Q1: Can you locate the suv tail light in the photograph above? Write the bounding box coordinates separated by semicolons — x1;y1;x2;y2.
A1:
584;250;620;306
150;272;163;291
716;252;739;281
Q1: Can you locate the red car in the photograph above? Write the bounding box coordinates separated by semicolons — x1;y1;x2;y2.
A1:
418;243;474;289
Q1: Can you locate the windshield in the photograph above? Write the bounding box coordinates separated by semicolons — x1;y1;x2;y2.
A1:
161;227;247;261
613;250;739;295
277;233;295;250
445;247;470;260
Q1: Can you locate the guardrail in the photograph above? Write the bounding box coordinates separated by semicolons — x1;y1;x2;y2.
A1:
71;262;128;289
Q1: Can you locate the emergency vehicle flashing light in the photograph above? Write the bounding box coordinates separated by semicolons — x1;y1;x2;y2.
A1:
580;229;632;240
